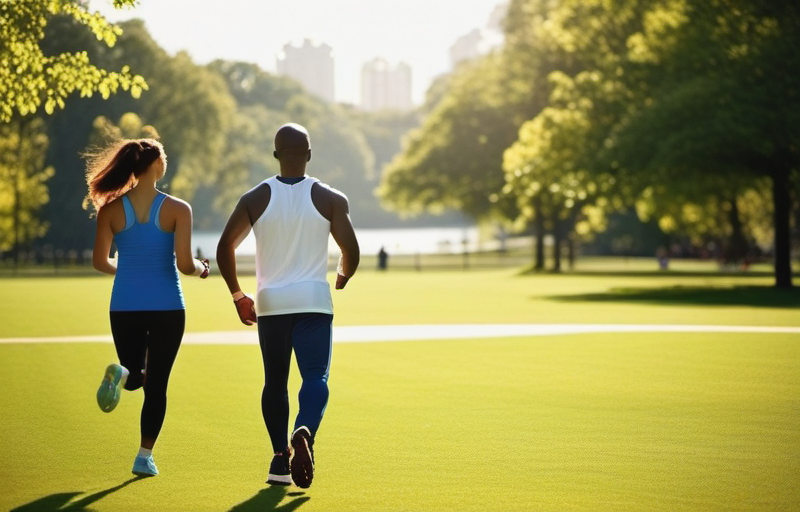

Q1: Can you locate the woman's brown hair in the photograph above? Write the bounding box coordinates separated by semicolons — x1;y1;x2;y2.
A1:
83;138;164;214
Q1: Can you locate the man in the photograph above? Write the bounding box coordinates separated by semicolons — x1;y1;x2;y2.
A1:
216;123;360;489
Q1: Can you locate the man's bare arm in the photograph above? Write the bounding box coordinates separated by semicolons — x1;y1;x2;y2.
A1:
216;195;257;324
329;192;360;290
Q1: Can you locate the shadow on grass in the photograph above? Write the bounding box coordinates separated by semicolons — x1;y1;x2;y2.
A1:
228;486;309;512
548;285;800;308
10;476;144;512
520;267;781;279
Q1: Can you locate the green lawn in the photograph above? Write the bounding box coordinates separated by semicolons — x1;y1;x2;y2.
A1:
1;262;799;337
1;266;799;511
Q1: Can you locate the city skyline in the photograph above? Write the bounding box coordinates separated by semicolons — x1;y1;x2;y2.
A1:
277;39;336;103
88;0;506;105
360;57;413;111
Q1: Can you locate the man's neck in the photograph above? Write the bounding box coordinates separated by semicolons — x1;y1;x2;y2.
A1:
276;175;306;185
279;165;306;178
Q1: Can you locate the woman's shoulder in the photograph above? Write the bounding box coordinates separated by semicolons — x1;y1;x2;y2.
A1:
97;196;125;217
160;193;192;213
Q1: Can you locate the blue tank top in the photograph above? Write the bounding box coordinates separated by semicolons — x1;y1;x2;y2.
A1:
110;193;185;311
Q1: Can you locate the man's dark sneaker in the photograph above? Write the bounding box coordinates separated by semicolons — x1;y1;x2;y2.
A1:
290;426;315;488
266;449;291;485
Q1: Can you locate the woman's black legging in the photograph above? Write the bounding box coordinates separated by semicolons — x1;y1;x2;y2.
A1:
109;310;185;441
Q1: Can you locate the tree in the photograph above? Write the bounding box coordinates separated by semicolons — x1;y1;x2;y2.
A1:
38;18;237;249
499;0;650;269
0;0;147;122
610;0;800;287
0;117;54;262
503;69;629;271
90;111;159;140
106;20;236;198
194;105;278;230
208;60;305;111
499;0;797;284
378;53;525;221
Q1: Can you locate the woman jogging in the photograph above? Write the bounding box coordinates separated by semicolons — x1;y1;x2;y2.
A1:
84;138;209;477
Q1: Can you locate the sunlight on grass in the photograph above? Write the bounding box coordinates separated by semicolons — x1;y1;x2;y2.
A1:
0;266;798;338
1;333;798;511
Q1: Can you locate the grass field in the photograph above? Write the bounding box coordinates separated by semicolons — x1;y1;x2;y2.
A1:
2;259;800;337
1;262;799;511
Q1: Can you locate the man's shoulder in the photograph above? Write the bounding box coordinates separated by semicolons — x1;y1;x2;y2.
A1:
311;180;348;203
241;181;271;202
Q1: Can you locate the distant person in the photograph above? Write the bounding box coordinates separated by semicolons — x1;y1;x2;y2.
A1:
84;138;210;477
656;246;669;270
216;123;360;488
377;246;389;270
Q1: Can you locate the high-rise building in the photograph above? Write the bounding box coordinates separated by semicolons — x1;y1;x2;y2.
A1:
449;3;506;69
276;39;335;103
449;28;486;68
360;57;412;112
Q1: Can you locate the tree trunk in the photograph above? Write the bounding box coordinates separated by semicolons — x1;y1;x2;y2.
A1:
566;208;580;270
533;196;545;270
770;160;793;288
567;234;576;270
727;195;748;264
552;216;562;273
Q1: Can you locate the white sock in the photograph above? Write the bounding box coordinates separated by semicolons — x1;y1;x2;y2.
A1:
138;447;153;458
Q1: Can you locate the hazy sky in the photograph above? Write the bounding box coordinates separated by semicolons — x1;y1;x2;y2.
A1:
89;0;506;105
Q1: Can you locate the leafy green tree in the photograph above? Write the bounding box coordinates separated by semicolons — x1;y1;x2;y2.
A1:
378;53;524;221
499;0;797;284
0;0;147;122
633;173;767;264
503;69;628;271
0;0;148;253
193;105;278;230
89;111;159;144
208;60;306;111
108;20;236;198
0;117;54;261
38;18;237;249
611;0;800;287
499;0;649;269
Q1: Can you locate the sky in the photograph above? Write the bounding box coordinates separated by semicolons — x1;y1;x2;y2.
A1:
89;0;506;106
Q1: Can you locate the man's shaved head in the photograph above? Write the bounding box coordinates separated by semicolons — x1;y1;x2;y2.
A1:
274;123;310;152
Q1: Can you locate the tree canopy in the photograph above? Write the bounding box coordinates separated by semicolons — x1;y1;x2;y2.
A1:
379;0;798;286
0;0;147;122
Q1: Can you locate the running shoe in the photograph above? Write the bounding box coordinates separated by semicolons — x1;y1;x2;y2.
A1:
266;449;291;485
290;426;315;488
96;364;129;413
132;455;159;476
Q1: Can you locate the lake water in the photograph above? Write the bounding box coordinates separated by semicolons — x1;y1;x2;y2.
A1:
193;226;482;258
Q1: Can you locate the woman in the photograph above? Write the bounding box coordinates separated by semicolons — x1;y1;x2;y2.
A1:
85;138;209;477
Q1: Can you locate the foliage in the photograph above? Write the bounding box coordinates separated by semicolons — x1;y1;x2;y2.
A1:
607;0;800;285
0;118;54;253
106;20;236;199
199;105;278;230
378;53;525;220
89;111;159;144
0;0;147;122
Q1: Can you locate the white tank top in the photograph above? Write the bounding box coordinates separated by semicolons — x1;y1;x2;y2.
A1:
253;176;333;316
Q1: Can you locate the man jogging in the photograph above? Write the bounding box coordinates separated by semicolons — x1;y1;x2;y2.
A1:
216;123;360;489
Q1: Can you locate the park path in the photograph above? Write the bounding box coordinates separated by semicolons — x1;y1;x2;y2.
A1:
1;324;799;344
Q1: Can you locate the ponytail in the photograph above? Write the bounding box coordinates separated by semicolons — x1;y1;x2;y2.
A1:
83;138;164;214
